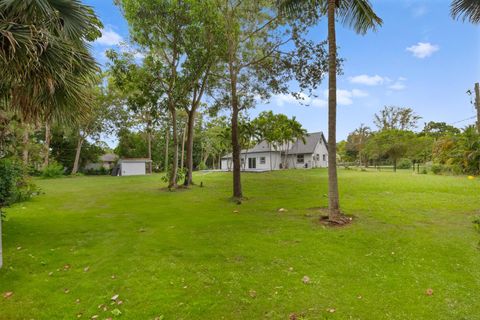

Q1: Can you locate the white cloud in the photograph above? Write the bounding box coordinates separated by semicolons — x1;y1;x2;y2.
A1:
349;74;386;86
274;93;326;108
95;28;123;46
406;42;439;58
412;5;428;17
389;82;406;91
387;77;407;91
322;89;368;106
351;89;369;97
273;88;368;108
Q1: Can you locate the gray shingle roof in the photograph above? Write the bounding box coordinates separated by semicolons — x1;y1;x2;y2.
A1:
222;132;326;159
287;132;325;154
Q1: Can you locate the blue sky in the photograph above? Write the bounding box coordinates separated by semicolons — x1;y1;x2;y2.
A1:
86;0;480;141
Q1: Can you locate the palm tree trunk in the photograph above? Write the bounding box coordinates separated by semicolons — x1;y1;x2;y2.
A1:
43;121;51;168
327;0;342;219
71;137;84;175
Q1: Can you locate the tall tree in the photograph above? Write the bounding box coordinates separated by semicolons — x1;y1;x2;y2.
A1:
278;0;382;222
374;106;421;131
0;0;101;123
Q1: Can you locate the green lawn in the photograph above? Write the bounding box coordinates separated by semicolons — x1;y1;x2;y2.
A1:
1;169;479;319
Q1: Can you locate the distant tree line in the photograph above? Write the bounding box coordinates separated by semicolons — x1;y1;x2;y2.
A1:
337;106;480;175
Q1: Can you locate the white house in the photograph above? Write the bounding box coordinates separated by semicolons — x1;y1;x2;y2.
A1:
221;132;328;171
114;159;152;176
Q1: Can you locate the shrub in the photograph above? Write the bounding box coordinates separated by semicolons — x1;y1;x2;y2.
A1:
41;162;64;179
0;159;37;214
397;158;412;169
431;164;442;175
197;161;207;171
84;167;110;176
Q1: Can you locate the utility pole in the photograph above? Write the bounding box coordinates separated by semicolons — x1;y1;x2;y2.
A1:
475;83;480;133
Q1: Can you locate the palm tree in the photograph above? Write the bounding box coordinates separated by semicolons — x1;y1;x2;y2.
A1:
451;0;480;24
278;0;382;222
0;0;102;124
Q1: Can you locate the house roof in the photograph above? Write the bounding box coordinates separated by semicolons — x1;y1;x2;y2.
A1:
222;132;326;159
119;158;152;163
287;132;326;154
100;153;118;162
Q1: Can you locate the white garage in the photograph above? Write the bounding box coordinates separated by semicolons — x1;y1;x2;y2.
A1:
117;159;152;176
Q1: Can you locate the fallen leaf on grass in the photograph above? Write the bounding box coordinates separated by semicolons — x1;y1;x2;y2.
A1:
327;308;336;313
111;308;122;316
64;288;70;294
302;276;310;284
289;313;297;320
91;315;98;319
83;266;90;272
116;300;123;305
426;288;434;296
249;290;256;298
278;208;287;213
3;292;13;299
111;294;119;301
63;264;71;270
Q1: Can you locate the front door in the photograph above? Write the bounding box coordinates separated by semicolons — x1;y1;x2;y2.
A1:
248;157;256;169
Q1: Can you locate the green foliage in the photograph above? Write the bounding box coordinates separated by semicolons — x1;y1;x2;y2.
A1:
197;161;207;171
431;164;443;175
397;158;412;169
83;167;111;176
41;162;64;179
432;125;480;175
0;159;37;214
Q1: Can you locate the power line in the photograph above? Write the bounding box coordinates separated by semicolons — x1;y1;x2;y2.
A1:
450;115;476;125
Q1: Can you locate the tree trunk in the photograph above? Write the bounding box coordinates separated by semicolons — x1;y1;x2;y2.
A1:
180;122;187;170
43;121;51;168
231;104;242;199
326;0;342;219
164;126;169;173
71;137;84;175
147;122;152;174
184;110;195;186
168;108;179;189
22;128;29;165
393;158;397;172
474;82;480;134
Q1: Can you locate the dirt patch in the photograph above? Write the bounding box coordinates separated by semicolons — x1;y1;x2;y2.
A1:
315;208;355;227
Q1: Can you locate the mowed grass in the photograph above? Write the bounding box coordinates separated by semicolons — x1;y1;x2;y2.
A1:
1;169;480;320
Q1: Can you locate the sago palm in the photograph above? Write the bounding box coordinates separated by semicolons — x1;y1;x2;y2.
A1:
451;0;480;24
277;0;382;222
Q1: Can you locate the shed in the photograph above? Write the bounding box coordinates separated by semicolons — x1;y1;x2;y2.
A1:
116;159;152;176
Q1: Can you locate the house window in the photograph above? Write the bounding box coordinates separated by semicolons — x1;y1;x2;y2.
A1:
315;154;320;161
297;154;304;164
260;157;266;164
323;154;326;161
241;158;245;164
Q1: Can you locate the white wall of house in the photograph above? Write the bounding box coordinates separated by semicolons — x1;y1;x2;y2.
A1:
286;153;314;169
312;140;329;168
221;152;282;171
120;161;147;176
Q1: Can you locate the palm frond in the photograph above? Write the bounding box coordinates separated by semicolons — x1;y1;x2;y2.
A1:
337;0;383;34
451;0;480;24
